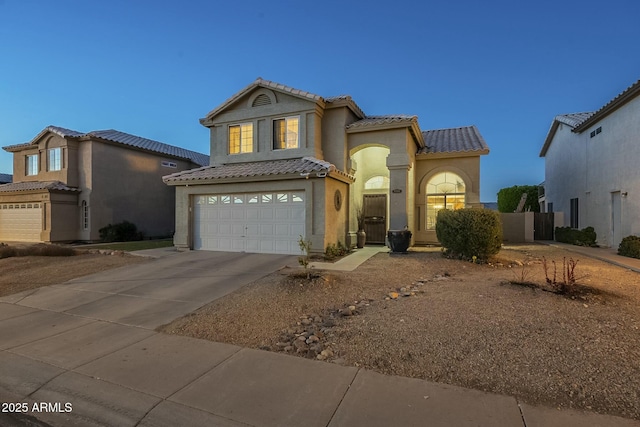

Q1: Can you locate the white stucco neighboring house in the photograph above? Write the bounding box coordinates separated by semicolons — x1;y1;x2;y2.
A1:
539;78;640;248
164;78;490;255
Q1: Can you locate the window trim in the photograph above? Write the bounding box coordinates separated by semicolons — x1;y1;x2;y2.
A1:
273;116;300;150
228;123;254;154
48;147;62;171
26;154;39;176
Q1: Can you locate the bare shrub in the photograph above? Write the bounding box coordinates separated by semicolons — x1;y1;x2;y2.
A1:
542;256;579;293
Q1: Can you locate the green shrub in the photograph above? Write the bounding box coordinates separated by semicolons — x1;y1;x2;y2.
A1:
436;208;502;260
618;235;640;259
555;226;597;247
325;241;351;260
497;185;540;213
99;221;144;242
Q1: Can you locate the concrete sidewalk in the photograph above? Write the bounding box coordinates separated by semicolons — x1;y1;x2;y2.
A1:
1;250;639;426
541;241;640;273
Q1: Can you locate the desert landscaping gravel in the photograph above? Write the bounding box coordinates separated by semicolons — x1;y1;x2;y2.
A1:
162;244;640;421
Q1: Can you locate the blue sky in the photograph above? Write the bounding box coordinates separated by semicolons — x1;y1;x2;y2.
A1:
1;0;639;201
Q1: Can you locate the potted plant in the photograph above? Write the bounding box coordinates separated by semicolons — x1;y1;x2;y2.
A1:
356;205;366;248
387;227;412;253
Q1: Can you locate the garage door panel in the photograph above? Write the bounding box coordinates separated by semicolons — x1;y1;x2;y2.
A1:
0;203;43;242
193;191;305;255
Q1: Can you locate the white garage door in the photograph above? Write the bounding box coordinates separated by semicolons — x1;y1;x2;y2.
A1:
0;203;43;242
193;191;305;255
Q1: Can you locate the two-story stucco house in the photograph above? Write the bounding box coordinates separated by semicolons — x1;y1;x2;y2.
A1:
0;126;208;242
164;78;489;255
539;78;640;248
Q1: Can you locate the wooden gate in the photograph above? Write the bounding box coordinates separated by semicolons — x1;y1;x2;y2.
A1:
363;194;387;244
534;212;554;240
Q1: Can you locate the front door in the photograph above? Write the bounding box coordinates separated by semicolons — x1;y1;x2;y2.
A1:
363;194;387;244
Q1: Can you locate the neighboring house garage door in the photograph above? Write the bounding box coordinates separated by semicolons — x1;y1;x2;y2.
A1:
193;191;305;255
0;203;43;242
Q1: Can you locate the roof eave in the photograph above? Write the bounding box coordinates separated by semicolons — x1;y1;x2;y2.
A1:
539;120;561;157
417;149;489;159
573;79;640;133
201;78;326;126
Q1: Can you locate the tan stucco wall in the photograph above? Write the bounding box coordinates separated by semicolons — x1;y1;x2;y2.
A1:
414;154;482;244
11;134;78;185
87;142;195;240
206;90;324;166
47;192;81;242
501;212;534;243
347;128;418;239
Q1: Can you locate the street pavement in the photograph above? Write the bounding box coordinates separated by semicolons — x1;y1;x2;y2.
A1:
1;247;639;426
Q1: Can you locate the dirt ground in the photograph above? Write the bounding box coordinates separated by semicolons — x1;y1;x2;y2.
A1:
161;244;640;420
0;252;147;297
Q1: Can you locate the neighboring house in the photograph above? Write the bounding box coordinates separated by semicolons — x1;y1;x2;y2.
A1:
0;126;208;242
0;173;11;184
164;78;489;255
539;78;640;248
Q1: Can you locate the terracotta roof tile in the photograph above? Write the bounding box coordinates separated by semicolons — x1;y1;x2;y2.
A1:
555;112;594;128
163;157;351;183
0;181;80;193
346;115;418;130
2;126;209;166
419;126;489;154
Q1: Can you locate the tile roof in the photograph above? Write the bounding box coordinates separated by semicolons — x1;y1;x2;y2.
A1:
163;157;352;183
2;126;209;166
573;79;640;132
0;173;12;183
539;112;595;157
346;115;418;130
419;126;489;154
324;95;366;119
555;112;594;128
87;130;209;166
0;181;80;193
202;78;324;122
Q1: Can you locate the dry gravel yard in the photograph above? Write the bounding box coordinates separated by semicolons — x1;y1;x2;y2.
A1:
161;244;640;421
0;250;147;297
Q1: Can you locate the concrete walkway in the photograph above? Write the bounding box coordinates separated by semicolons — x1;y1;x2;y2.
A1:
1;249;639;426
541;241;640;273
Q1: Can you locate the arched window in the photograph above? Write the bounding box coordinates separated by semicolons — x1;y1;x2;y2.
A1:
426;172;466;229
364;175;389;190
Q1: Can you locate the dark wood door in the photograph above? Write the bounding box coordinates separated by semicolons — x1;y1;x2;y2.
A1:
534;212;554;240
363;194;387;244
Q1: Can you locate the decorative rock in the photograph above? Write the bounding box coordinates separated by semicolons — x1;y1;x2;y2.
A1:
321;349;334;358
388;292;399;299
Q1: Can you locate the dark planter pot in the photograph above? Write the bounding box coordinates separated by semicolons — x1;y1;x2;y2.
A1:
387;229;412;253
356;230;366;248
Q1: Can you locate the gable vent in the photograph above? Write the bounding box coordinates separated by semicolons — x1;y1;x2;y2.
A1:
252;94;272;107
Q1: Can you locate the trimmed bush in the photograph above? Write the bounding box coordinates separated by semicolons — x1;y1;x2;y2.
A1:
497;185;540;213
436;208;502;260
555;226;597;247
99;221;144;243
618;235;640;259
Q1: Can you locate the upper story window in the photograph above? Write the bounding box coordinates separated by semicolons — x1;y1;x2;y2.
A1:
26;154;38;176
229;123;253;154
273;116;299;150
48;147;62;171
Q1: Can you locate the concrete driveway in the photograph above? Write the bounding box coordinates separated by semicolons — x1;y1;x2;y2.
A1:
2;250;639;427
1;250;297;329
